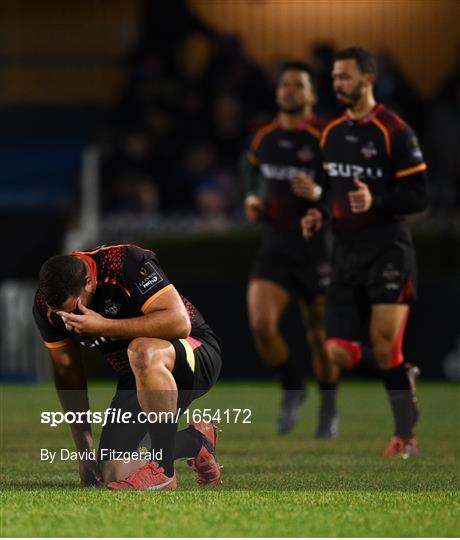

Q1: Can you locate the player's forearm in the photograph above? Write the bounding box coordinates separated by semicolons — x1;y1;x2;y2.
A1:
101;310;191;341
68;423;95;453
242;155;261;196
53;364;94;452
372;171;429;215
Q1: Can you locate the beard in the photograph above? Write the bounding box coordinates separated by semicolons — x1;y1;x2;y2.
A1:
336;81;364;107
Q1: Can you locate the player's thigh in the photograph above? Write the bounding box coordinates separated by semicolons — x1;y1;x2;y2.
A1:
370;303;409;360
293;242;330;311
295;259;328;332
247;278;290;330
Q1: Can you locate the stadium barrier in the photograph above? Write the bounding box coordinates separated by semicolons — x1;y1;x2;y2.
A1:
0;280;50;381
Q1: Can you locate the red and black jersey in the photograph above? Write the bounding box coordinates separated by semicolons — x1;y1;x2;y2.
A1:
245;114;325;234
320;103;428;239
32;244;219;374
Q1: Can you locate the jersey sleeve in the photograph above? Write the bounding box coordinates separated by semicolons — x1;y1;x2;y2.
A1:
392;125;427;179
243;127;264;197
246;130;261;167
32;294;72;349
242;151;263;197
122;246;174;314
372;124;429;216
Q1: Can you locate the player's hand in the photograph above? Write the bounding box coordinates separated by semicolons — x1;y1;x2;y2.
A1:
245;194;264;223
292;172;322;201
79;458;104;487
348;177;372;213
301;208;323;239
57;299;108;337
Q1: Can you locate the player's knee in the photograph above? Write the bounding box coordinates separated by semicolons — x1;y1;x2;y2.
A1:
127;338;165;373
372;338;394;369
327;343;350;369
326;339;362;370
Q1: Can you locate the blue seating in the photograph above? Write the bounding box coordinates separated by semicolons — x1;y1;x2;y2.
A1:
0;106;104;210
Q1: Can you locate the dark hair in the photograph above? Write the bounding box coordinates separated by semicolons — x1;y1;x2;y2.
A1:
279;61;314;80
334;47;378;76
38;255;86;308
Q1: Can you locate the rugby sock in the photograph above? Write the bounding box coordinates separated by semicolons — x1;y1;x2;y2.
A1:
174;426;203;459
381;364;416;438
318;382;338;417
274;359;305;391
148;421;177;477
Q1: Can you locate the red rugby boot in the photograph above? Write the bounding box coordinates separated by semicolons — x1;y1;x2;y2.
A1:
187;420;222;486
107;461;177;491
383;435;418;458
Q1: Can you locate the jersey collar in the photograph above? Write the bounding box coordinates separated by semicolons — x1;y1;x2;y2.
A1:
293;113;317;131
346;103;383;125
276;113;316;131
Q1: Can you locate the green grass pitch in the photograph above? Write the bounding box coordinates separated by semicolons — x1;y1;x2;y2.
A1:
1;381;459;537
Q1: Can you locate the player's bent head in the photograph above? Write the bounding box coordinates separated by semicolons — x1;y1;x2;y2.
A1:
39;255;87;309
334;47;378;78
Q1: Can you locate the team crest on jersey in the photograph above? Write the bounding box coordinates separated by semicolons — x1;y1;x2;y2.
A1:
345;134;359;143
278;139;294;149
296;145;314;162
104;298;121;316
361;141;378;159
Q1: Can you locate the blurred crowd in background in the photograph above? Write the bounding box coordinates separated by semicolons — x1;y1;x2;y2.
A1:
98;1;460;219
